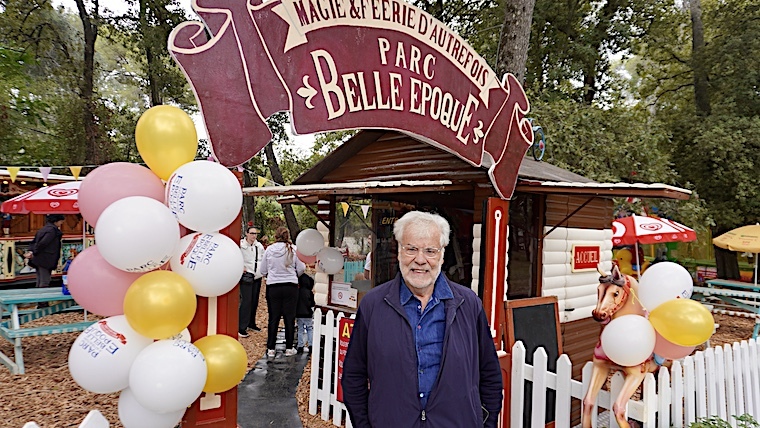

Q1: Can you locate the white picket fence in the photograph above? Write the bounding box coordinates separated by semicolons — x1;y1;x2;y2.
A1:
309;308;760;427
309;308;355;428
512;338;760;428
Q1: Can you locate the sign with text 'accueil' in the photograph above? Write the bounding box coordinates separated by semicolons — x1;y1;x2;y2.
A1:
169;0;533;198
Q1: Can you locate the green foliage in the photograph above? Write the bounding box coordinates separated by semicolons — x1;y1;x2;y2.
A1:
105;0;194;108
676;115;760;229
690;414;760;428
532;99;675;184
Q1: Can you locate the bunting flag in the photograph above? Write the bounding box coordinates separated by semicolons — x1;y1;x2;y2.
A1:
257;176;268;187
69;166;82;180
38;166;51;182
340;202;349;216
360;204;370;218
7;167;20;183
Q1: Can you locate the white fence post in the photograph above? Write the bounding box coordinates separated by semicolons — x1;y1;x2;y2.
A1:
511;341;527;428
657;366;671;428
554;354;572;428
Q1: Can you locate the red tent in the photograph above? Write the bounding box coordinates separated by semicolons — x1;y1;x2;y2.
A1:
1;181;80;214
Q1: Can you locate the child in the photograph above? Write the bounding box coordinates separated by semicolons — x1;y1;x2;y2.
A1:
296;272;316;354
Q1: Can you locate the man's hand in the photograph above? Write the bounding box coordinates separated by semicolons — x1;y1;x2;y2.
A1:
23;251;32;259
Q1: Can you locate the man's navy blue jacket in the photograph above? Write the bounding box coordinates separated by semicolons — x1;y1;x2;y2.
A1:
342;274;503;427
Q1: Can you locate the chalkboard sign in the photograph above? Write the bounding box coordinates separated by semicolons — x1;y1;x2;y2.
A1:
506;296;562;427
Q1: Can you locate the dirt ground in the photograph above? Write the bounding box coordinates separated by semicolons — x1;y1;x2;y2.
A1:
0;303;753;427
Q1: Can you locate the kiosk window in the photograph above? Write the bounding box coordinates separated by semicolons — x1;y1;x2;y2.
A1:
507;193;540;299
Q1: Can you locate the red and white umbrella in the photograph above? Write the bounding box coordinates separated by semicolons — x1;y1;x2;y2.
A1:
1;181;81;214
612;215;697;278
612;215;697;246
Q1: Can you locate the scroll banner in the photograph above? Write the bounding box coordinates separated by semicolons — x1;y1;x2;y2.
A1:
169;0;534;199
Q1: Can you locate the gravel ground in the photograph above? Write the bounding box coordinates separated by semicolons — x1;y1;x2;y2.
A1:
0;302;753;427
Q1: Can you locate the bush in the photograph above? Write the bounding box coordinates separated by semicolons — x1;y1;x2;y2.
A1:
690;414;759;428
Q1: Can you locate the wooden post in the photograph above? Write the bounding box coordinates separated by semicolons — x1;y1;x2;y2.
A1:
181;170;243;427
481;197;510;347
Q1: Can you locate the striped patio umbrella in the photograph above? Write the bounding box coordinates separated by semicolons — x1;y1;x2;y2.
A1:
612;215;697;277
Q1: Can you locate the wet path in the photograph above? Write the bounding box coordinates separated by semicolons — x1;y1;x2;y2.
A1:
237;330;310;428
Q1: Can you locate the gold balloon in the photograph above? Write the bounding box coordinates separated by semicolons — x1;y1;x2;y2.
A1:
194;334;248;393
123;271;197;339
648;298;715;347
135;105;198;180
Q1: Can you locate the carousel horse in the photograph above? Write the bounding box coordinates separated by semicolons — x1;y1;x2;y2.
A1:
582;263;661;428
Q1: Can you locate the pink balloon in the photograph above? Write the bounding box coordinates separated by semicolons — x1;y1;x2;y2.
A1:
653;331;695;360
67;245;144;316
297;249;316;264
79;162;165;227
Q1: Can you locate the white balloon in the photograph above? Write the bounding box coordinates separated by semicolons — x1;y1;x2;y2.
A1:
68;315;153;394
295;228;325;256
600;315;656;366
129;339;207;414
316;247;344;275
119;388;184;428
638;262;694;312
170;232;245;297
163;328;192;342
165;161;242;232
96;196;180;272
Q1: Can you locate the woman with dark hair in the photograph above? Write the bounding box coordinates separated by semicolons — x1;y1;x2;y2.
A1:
260;227;305;358
25;214;65;290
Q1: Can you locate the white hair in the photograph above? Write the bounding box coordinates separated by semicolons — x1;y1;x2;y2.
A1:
393;211;450;247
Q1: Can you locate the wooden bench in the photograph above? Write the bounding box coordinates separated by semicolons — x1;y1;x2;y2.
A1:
0;288;94;374
0;321;94;340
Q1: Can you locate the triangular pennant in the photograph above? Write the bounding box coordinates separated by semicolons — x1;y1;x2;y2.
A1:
257;176;268;187
340;202;349;216
39;166;51;182
360;204;370;218
69;166;82;180
7;167;20;183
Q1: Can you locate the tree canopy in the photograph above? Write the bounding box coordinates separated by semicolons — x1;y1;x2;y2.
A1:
0;0;757;242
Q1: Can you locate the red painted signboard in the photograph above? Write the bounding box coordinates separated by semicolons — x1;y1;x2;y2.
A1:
169;0;533;199
336;317;355;403
571;245;601;272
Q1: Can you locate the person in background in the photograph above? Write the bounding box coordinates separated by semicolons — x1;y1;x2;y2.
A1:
25;214;65;292
295;272;316;354
239;226;265;338
342;211;502;427
261;227;305;358
364;235;372;280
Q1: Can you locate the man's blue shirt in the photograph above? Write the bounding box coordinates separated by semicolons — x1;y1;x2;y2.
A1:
400;273;453;409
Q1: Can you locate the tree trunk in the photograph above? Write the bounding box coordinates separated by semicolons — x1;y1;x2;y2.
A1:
581;0;620;105
242;167;256;230
139;0;162;106
713;226;740;280
690;0;711;117
74;0;102;165
263;142;301;238
496;0;536;85
715;246;741;280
